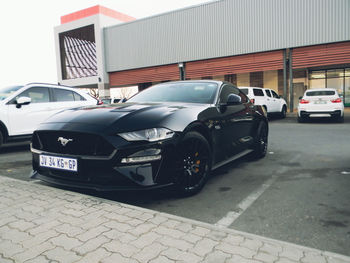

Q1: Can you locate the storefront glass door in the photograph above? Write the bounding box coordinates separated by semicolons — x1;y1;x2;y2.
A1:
309;68;349;107
345;68;350;107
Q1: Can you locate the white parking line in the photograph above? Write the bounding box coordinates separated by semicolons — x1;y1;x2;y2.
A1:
214;155;300;228
215;176;277;228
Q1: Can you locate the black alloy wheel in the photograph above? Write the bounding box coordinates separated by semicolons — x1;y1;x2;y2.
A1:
252;121;268;159
175;132;211;196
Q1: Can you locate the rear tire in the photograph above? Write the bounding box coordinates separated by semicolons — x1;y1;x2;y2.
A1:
0;130;3;148
280;106;287;119
297;116;305;123
174;132;212;196
335;115;344;123
251;121;268;159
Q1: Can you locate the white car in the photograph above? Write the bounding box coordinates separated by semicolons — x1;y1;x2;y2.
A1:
239;87;287;118
0;83;99;147
297;88;344;123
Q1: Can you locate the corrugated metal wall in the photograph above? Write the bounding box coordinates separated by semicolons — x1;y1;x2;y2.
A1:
104;0;350;73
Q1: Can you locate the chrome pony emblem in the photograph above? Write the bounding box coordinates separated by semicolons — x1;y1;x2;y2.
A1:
57;137;73;146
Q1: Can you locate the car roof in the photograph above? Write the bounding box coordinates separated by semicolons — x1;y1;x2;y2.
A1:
158;80;225;86
305;88;337;92
239;86;263;89
26;83;72;88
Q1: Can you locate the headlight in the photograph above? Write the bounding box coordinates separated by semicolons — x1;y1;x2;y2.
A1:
118;128;175;142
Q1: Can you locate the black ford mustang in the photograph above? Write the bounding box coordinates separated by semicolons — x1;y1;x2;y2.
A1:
31;80;268;196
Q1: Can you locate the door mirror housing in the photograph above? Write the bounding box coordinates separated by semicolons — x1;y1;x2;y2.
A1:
16;96;31;108
226;94;242;105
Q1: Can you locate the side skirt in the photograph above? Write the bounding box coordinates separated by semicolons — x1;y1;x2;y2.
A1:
212;149;253;170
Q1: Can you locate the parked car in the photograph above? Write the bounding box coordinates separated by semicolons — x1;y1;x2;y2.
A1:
31;80;268;196
101;98;120;104
0;83;99;148
239;87;287;118
297;88;344;123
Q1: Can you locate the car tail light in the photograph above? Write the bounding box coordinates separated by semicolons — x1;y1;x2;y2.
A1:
331;98;342;103
250;99;255;104
299;99;309;104
97;99;103;105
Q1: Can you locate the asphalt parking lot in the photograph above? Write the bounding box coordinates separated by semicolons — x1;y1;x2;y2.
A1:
0;114;349;256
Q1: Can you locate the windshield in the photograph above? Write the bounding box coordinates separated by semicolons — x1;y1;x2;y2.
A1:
306;90;336;96
0;86;23;101
128;82;218;104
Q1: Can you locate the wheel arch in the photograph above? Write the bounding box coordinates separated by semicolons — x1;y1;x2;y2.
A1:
281;103;287;111
183;122;213;151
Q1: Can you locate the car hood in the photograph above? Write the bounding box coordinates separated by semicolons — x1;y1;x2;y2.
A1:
41;102;209;133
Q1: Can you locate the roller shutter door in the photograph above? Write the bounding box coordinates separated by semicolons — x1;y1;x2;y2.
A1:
186;50;283;79
292;41;350;69
109;64;179;87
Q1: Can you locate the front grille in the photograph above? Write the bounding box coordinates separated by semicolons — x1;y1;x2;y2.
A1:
33;131;115;157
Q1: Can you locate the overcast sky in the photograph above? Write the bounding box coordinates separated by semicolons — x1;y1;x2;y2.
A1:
0;0;211;87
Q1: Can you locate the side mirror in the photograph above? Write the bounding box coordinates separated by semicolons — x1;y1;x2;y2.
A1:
299;96;303;100
121;98;128;103
16;96;31;108
226;94;242;105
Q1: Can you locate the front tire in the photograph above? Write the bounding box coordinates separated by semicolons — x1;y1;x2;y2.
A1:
174;132;211;196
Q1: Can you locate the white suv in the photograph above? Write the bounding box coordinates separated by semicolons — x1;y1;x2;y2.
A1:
239;87;287;118
0;83;99;147
297;88;344;123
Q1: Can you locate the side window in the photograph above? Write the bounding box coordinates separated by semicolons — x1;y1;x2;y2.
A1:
219;85;240;104
253;89;264;96
17;87;50;103
240;88;248;95
53;89;74;102
271;90;279;98
73;92;86;101
238;91;249;103
265;89;272;97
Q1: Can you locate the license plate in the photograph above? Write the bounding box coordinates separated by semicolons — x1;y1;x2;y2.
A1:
314;101;326;104
39;155;78;172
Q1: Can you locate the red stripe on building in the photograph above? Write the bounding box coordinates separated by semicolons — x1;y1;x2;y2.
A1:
61;5;135;24
186;50;284;79
109;64;179;87
292;41;350;69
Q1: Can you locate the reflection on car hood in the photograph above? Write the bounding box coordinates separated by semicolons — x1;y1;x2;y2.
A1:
42;102;208;133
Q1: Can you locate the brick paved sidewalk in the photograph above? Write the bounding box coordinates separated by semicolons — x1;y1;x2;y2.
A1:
0;177;349;263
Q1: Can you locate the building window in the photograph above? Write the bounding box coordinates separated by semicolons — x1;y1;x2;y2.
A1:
250;72;263;88
59;24;97;80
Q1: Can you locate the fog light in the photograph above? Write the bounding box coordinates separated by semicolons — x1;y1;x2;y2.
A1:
121;155;161;164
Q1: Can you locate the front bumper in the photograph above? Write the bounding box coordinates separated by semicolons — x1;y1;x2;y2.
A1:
31;137;180;191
